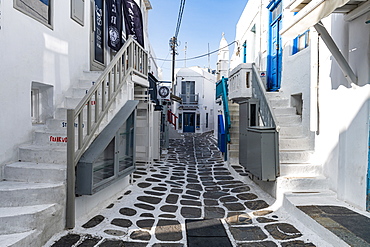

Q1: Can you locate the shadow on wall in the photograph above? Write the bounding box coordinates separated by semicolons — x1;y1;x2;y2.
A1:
322;99;370;210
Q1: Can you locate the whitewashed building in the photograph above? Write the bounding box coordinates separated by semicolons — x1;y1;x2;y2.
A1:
0;0;159;245
228;0;370;216
172;67;217;134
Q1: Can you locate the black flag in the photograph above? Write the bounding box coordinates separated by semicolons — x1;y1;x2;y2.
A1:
122;0;144;48
106;0;123;51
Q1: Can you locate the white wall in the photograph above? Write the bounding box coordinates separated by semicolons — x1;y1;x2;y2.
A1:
230;0;269;72
315;14;370;210
0;0;154;167
0;1;90;165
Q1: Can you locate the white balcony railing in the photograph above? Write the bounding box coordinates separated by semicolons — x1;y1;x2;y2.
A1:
228;63;253;102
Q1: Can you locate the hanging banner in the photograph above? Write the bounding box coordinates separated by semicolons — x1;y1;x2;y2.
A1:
122;0;144;48
94;0;105;64
106;0;123;51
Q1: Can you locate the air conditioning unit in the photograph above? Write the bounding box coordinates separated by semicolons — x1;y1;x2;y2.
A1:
157;85;171;100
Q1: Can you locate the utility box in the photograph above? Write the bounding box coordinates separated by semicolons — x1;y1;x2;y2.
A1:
246;126;279;181
239;100;259;168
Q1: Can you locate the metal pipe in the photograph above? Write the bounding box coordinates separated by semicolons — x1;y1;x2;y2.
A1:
314;21;357;85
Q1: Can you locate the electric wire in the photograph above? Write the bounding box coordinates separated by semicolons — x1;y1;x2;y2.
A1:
174;0;186;39
153;41;236;62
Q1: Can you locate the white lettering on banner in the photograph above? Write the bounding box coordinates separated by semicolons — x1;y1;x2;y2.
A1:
96;6;103;26
111;16;116;25
95;4;103;51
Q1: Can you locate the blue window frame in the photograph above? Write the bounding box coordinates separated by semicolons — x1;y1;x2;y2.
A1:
292;31;310;55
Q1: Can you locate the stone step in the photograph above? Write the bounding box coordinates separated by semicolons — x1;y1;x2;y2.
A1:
270;98;290;108
266;92;285;99
228;143;239;151
55;107;90;119
69;87;90;98
0;181;65;207
64;96;94;109
0;230;38;247
81;71;102;81
228;149;239;159
18;145;66;164
279;150;313;164
33;130;68;146
229;111;239;115
0;204;57;234
279;125;303;137
276;115;302;126
273;107;296;116
230;132;239;139
45;118;77;131
277;175;329;193
4;162;66;183
280;137;312;151
279;163;323;177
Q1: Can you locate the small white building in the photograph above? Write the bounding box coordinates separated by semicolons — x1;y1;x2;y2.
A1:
172;67;217;134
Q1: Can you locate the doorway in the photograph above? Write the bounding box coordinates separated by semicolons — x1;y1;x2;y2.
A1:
267;0;283;91
91;0;106;70
183;113;195;133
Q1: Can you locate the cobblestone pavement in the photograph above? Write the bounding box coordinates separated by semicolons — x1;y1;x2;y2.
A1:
46;133;318;247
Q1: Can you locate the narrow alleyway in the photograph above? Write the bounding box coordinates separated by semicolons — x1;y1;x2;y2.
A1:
46;133;317;247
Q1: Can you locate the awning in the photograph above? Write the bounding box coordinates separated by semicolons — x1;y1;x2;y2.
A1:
281;0;351;41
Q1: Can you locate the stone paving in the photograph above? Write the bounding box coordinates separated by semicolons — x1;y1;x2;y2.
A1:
46;133;317;247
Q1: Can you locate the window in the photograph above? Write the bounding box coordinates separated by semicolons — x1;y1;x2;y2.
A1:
31;82;53;124
31;89;40;123
196;113;200;129
71;0;84;26
292;31;310;55
206;113;209;129
271;2;282;22
14;0;52;27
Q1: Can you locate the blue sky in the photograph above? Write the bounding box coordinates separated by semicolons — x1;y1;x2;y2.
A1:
148;0;248;81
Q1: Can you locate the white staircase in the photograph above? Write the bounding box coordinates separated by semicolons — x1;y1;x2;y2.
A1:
134;85;152;167
228;101;239;163
0;71;100;246
266;92;328;193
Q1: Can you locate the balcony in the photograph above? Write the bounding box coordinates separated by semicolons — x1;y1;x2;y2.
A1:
228;63;253;103
179;93;199;109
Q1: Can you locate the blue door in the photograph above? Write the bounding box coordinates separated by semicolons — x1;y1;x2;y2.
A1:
267;1;282;91
183;113;195;133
